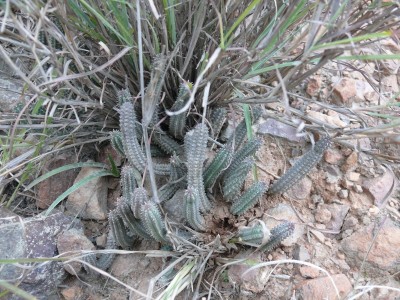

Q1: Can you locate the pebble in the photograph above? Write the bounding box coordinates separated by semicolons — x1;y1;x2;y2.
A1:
315;207;332;224
338;189;349;199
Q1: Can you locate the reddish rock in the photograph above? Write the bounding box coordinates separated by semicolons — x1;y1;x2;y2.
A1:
324;203;350;238
341;218;400;273
36;154;78;209
346;172;360;182
332;78;357;105
228;251;270;293
315;207;332;224
362;170;396;207
324;149;342;165
341;151;358;172
296;274;352;300
97;143;123;167
66;167;109;220
61;285;83;300
299;266;320;279
57;228;96;275
306;77;322;97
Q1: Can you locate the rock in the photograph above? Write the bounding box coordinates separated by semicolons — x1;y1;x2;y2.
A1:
324;203;350;237
315;207;332;224
0;60;28;112
57;228;96;275
263;204;304;247
0;207;19;225
381;75;400;95
228;251;270;293
0;211;82;299
287;176;312;200
346;172;360;182
306;76;322;97
332;78;357;105
342;216;358;231
362;170;395;207
338;189;349;199
256;118;303;142
306;110;347;128
353;184;363;193
297;274;352;300
36;153;78;209
66;167;109;220
341;151;358;172
324;149;342;165
293;245;311;262
299;266;320;279
163;189;186;223
341;218;400;274
96;233;107;248
310;229;325;243
97;143;123;167
60;285;83;300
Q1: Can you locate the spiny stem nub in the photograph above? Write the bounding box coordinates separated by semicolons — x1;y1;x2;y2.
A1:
230;181;268;215
169;84;190;139
258;221;295;253
223;157;254;201
203;146;233;189
130;187;148;219
236;221;270;246
184;187;206;231
110;130;125;156
210;108;227;140
268;137;331;195
109;210;134;249
141;201;168;243
121;165;137;200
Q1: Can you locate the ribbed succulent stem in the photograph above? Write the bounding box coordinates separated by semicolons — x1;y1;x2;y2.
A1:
234;222;270;246
152;129;182;154
110;130;125;156
119;102;170;176
230;181;268;215
117;88;133;105
170;154;187;184
227;108;263;149
210;107;227;139
224;137;262;178
184;187;206;231
109;210;134;249
157;182;180;203
184;123;211;211
168;84;190;139
258;221;295;253
130;187;148;219
141;201;168;243
203;146;233;189
223;158;254;201
96;231;117;271
121;165;138;200
268;137;331;195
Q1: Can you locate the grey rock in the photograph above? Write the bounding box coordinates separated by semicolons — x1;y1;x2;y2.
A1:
293;245;311;262
0;210;82;299
257;119;303;142
324;203;350;238
163;189;186;223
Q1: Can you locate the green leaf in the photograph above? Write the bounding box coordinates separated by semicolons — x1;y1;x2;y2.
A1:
0;281;36;300
24;162;107;191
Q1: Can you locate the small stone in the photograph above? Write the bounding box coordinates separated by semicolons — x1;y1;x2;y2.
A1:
341;151;358;172
315;207;332;224
310;229;325;243
342;216;358;231
368;206;380;216
66;167;109;220
347;172;360;182
381;75;400;95
297;274;352;299
228;251;270;293
306;77;322;97
362;170;395;207
57;228;96;275
332;78;357;105
61;285;83;300
96;233;107;248
324;149;343;165
338;189;349;199
299;266;320;279
257;119;303;142
307;110;347;128
163;190;186;223
324;204;350;237
353;184;363;193
293;245;311;262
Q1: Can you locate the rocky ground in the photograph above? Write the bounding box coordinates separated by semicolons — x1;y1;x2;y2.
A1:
1;40;400;299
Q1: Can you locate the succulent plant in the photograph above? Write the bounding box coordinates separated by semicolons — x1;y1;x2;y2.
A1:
268;137;331;195
230;181;268;215
257;221;295;253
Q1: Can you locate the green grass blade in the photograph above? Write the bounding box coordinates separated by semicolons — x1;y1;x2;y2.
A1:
0;281;36;300
45;169;113;216
163;0;177;46
336;54;400;60
223;0;261;47
24;162;107;191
